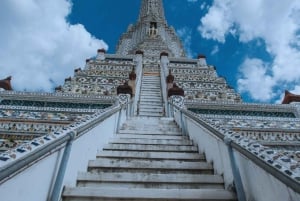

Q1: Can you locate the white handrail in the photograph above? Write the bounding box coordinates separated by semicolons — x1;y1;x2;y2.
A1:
160;55;169;116
168;99;300;198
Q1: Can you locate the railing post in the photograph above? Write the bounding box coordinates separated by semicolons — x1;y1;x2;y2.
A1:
180;110;187;136
117;94;131;132
224;137;246;201
170;95;185;130
160;54;169;117
48;131;75;201
133;53;143;116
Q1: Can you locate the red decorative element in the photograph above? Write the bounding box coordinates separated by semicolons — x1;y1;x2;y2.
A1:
86;59;90;63
97;49;106;53
197;54;206;59
0;76;13;91
117;81;132;97
74;68;82;73
55;86;62;91
65;77;72;82
282;90;300;104
135;50;144;55
129;67;136;80
160;52;169;58
168;83;184;97
166;69;174;83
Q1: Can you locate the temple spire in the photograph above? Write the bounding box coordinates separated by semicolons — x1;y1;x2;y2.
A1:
138;0;166;24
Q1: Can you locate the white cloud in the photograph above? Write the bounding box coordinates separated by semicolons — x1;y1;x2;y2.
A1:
177;27;195;58
198;0;300;102
237;58;275;101
211;45;219;55
0;0;108;92
200;3;206;10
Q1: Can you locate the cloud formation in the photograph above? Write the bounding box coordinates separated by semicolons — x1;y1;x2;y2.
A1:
0;0;107;92
177;27;195;58
198;0;300;102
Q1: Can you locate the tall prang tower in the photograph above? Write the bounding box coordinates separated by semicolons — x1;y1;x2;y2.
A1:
116;0;185;58
0;1;299;201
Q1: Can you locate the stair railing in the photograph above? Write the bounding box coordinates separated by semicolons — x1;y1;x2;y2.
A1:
168;97;300;201
0;98;133;201
133;54;143;116
160;55;169;116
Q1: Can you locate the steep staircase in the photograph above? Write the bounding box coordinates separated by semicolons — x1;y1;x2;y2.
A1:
138;69;164;117
62;117;237;200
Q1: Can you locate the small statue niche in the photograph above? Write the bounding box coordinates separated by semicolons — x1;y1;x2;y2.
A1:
149;22;158;37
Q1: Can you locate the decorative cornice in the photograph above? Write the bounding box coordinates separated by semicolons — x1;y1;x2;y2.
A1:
0;91;116;104
0;105;118;166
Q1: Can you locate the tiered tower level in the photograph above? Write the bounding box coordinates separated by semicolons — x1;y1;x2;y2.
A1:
0;0;300;200
59;0;241;103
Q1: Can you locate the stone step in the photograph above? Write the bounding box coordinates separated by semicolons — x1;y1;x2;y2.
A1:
62;187;236;201
141;88;161;91
140;93;161;96
142;83;160;85
141;84;160;87
76;172;225;189
140;91;161;93
141;87;160;89
120;122;178;129
96;150;204;160
139;108;163;113
139;112;163;117
108;138;193;146
110;138;193;146
120;123;179;130
140;92;161;95
142;77;160;79
139;101;163;105
139;100;162;104
140;95;161;98
121;124;178;129
142;81;160;83
119;126;180;132
142;84;160;86
103;143;197;152
138;107;163;111
126;117;175;122
140;91;161;94
87;158;212;172
137;105;163;109
139;97;162;100
116;134;184;140
140;93;162;96
118;129;182;135
141;82;160;84
139;103;162;107
139;102;162;106
140;97;162;100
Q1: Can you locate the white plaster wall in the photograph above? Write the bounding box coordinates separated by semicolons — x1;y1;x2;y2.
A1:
0;108;126;201
234;151;300;201
177;111;300;201
0;150;62;201
61;109;123;187
182;115;234;188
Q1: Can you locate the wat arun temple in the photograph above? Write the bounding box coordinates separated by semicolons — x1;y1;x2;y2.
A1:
0;0;299;201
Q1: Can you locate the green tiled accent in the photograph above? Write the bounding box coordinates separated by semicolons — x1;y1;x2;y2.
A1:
189;108;296;118
0;100;112;110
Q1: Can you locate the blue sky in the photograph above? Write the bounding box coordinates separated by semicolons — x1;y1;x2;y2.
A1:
1;0;300;103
